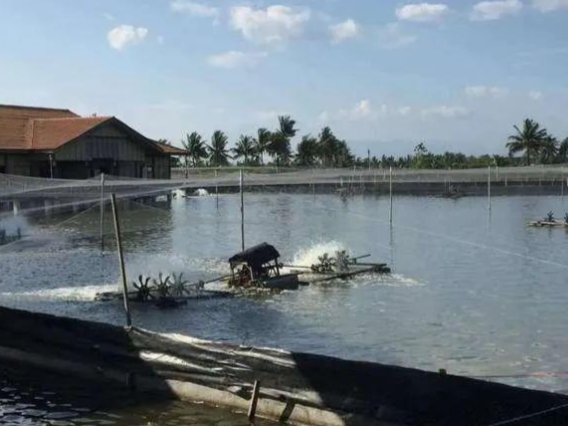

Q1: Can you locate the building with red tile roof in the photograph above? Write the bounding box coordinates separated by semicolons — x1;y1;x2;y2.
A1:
0;104;185;179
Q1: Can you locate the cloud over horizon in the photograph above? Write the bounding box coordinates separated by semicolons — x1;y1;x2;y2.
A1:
107;25;148;50
229;5;311;45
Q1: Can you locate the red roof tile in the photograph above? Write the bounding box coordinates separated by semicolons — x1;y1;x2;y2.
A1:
155;141;187;155
0;104;173;155
0;104;78;151
30;116;111;150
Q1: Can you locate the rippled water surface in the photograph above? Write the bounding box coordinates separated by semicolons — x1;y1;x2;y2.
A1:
0;192;567;424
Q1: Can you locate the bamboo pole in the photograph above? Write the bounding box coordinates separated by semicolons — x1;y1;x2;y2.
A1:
560;167;568;198
487;166;491;211
110;193;132;328
239;170;245;251
389;166;393;225
100;173;105;253
248;380;261;422
215;169;219;208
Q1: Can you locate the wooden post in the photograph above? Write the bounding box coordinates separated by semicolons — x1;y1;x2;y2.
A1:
487;165;491;211
389;166;393;225
240;170;245;251
100;173;105;252
215;169;219;209
248;380;261;422
560;167;568;198
110;193;132;328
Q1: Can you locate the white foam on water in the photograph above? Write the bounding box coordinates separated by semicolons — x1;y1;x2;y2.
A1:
0;284;117;302
383;273;424;287
194;188;209;196
290;240;350;267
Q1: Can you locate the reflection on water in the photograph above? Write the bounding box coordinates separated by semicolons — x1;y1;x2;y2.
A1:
0;193;567;423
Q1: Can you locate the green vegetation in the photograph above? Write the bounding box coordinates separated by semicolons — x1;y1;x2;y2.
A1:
172;116;567;168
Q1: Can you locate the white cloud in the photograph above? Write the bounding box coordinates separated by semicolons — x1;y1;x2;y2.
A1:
104;13;115;21
229;5;311;45
465;85;508;98
170;0;219;18
396;3;449;22
107;25;148;50
528;90;543;101
421;105;469;118
157;35;165;44
207;51;268;69
379;23;417;49
398;106;412;116
471;0;522;21
341;100;388;121
531;0;568;12
330;19;360;44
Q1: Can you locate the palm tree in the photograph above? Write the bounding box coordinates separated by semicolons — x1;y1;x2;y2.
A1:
278;115;297;138
557;138;568;163
182;132;208;168
316;127;352;167
232;135;256;165
506;119;548;166
540;135;559;164
296;135;319;166
254;128;271;165
317;126;336;167
207;130;230;166
268;116;297;166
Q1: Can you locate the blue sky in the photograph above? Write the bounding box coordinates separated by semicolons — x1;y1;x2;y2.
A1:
0;0;567;156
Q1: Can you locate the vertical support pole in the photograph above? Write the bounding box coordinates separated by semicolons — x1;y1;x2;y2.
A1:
561;167;566;197
248;380;261;423
100;172;105;252
49;153;54;179
215;169;219;209
240;170;245;251
487;165;491;211
389;166;393;226
110;193;132;328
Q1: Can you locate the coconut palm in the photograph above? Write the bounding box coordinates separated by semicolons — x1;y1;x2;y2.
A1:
182;132;208;168
207;130;230;166
267;116;296;166
539;135;559;164
232;135;257;166
317;126;336;167
296;135;319;166
557;138;568;163
506;119;548;165
316;127;352;167
254;128;272;165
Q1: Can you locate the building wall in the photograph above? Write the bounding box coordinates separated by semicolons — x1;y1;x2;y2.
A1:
1;122;172;179
0;154;31;176
55;124;147;162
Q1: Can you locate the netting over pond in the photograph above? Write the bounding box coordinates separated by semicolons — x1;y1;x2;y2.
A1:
1;164;567;199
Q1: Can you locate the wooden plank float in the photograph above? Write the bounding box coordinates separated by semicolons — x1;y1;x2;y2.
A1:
528;220;568;228
0;306;566;425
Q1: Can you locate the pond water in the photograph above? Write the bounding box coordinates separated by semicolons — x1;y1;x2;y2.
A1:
0;192;567;424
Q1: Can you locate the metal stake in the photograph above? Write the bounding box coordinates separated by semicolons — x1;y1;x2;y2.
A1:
487;165;491;211
100;173;105;252
389;166;393;225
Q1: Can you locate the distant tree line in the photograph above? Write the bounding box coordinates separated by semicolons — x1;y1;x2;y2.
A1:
166;116;567;170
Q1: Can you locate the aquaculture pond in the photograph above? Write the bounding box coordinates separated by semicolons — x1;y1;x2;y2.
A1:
0;192;567;424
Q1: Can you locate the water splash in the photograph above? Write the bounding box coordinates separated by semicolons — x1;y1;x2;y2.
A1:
0;284;117;302
383;273;424;287
290;241;350;267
